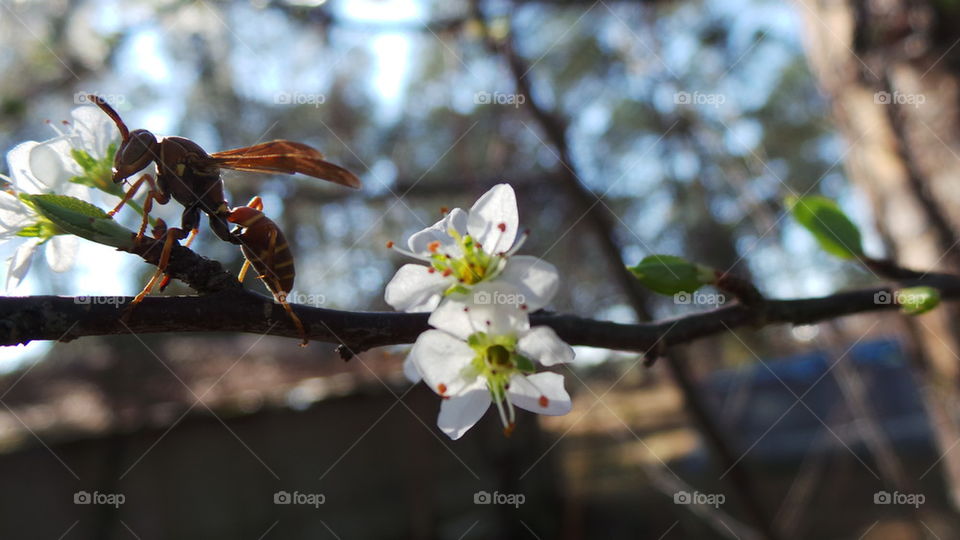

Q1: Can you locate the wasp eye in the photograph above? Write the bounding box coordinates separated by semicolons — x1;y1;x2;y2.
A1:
113;129;157;182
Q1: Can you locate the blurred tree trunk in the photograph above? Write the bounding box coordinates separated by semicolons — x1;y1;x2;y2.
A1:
797;0;960;507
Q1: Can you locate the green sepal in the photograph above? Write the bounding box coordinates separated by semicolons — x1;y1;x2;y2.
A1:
514;355;535;373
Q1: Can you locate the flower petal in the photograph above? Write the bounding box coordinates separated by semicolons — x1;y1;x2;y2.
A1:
6;238;40;290
70;106;119;158
467;184;518;254
384;264;450;312
46;235;78;272
29;139;75;189
438;379;491;440
403;356;422;383
497;255;559;311
0;191;35;237
517;326;575;366
507;372;571;416
428;294;530;341
409;330;477;397
407;208;468;256
6;142;48;193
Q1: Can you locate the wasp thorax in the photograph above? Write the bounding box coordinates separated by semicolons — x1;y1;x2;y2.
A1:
113;129;158;182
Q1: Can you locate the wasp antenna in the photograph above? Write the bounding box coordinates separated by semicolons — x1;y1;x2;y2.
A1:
87;94;130;141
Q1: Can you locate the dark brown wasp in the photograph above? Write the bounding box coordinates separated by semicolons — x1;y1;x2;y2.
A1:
88;95;361;344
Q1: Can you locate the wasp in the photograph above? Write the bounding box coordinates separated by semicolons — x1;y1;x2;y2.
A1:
88;95;361;344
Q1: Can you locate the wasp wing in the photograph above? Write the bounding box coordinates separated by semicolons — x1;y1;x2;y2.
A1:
210;140;361;188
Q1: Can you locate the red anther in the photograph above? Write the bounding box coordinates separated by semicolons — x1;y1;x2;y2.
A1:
428;241;441;253
428;268;436;273
538;396;549;408
438;383;448;395
440;206;449;214
520;304;528;310
497;222;507;232
442;269;452;277
386;241;395;248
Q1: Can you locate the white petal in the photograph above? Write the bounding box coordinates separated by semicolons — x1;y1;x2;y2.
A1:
407;208;468;256
428;293;530;341
438;379;491;440
29;139;75;190
517;326;575;366
46;235;78;272
497;255;559;311
409;330;477;397
384;264;450;312
71;105;119;158
467;184;518;254
403;356;422;383
6;239;40;290
507;372;571;416
0;191;35;237
6;142;47;193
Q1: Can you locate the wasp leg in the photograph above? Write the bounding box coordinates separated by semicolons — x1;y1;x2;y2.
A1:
246;196;264;211
158;227;198;292
237;259;253;284
108;173;148;216
111;174;168;244
276;294;308;347
121;225;186;322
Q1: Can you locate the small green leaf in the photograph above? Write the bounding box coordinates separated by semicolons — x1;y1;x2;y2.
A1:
627;255;713;295
22;194;134;249
896;286;940;315
787;196;864;259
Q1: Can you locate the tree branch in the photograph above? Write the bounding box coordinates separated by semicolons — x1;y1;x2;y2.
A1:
4;256;959;354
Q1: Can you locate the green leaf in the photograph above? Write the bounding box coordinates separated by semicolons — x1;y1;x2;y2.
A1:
627;255;714;295
787;196;864;259
896;287;940;315
22;194;134;249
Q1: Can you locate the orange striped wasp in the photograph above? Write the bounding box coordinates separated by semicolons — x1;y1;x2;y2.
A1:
88;95;361;344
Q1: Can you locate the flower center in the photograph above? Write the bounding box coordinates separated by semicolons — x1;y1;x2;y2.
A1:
430;230;501;288
465;332;536;435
